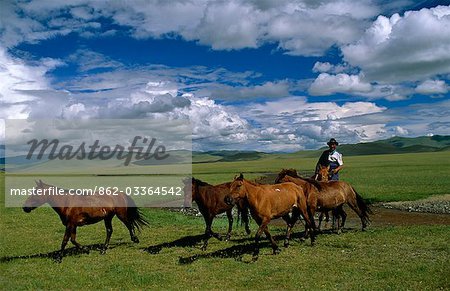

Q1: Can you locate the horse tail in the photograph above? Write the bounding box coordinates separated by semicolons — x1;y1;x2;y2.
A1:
125;195;150;232
236;206;242;226
352;186;373;225
236;205;249;227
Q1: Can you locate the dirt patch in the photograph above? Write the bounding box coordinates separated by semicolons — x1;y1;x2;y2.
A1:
336;205;450;228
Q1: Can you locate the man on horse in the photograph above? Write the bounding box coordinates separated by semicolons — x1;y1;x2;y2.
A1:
315;138;343;181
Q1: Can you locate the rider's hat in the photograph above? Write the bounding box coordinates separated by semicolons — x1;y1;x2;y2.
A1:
327;138;339;146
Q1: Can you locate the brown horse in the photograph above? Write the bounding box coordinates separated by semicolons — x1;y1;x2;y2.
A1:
315;165;346;231
275;169;372;232
183;177;250;251
225;174;316;261
23;180;148;262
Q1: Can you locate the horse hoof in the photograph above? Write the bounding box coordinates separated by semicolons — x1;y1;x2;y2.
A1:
252;255;259;262
245;228;251;235
283;241;289;248
225;235;231;242
273;248;281;255
100;249;107;255
132;237;140;243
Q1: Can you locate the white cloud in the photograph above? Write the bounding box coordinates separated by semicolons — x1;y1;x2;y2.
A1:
415;79;448;94
308;73;372;96
0;0;379;56
0;46;66;121
343;5;450;82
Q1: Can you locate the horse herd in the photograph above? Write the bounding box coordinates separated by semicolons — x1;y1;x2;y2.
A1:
22;167;372;262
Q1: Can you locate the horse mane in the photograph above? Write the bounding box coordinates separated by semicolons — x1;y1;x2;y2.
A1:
192;177;212;187
243;179;260;186
277;169;323;190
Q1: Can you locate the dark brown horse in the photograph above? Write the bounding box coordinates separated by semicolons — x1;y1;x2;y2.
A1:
225;174;316;261
275;169;372;232
23;180;148;262
183;177;250;251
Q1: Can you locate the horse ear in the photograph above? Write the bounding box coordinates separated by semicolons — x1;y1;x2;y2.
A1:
238;173;244;180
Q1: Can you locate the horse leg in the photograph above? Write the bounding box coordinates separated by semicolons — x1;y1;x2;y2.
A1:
307;205;317;243
337;206;347;232
325;211;330;228
70;226;88;254
318;212;324;232
283;209;299;247
263;226;280;255
101;217;113;255
300;205;316;246
55;226;72;263
202;216;222;251
282;214;293;248
253;218;268;261
225;209;233;241
332;208;341;234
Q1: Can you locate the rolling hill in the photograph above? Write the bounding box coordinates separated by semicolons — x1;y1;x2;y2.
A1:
1;135;449;168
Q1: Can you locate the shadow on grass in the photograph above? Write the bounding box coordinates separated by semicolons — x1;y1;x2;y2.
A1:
175;229;358;264
144;234;206;254
175;232;311;264
0;242;131;263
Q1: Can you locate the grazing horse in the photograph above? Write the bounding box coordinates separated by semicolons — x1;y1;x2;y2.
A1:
275;169;372;232
183;177;251;251
225;174;316;261
23;180;148;262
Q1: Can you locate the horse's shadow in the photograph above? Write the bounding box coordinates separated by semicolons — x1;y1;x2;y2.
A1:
146;231;310;264
0;242;131;263
143;234;208;254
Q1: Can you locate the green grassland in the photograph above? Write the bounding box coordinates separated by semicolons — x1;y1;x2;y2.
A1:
1;151;450;290
193;151;450;202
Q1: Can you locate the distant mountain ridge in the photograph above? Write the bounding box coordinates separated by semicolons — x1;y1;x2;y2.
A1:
2;135;449;167
192;135;450;163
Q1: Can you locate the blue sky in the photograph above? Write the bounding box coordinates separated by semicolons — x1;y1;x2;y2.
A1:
1;0;449;151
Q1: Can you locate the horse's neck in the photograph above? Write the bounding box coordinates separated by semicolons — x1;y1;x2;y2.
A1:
243;180;261;202
44;192;68;217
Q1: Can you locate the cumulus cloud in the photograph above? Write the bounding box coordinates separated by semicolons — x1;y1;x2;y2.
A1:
308;73;372;96
0;46;66;119
0;0;379;56
342;5;450;82
415;79;448;95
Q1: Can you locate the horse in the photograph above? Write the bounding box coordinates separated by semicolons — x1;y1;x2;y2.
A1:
225;174;316;261
23;180;149;262
183;177;251;251
275;169;372;233
314;165;346;231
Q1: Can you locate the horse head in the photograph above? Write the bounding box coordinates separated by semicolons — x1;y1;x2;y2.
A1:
23;180;53;212
225;173;245;206
317;165;330;182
